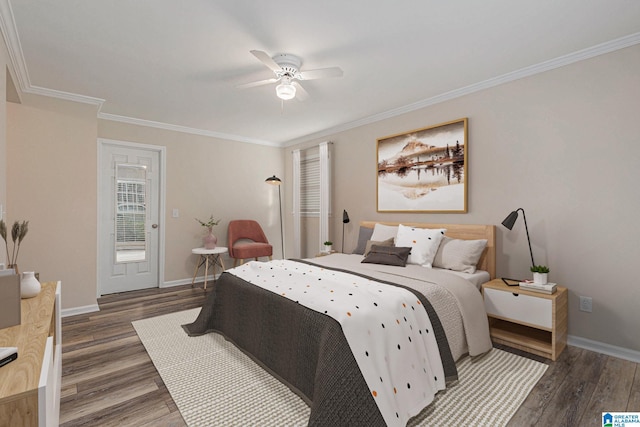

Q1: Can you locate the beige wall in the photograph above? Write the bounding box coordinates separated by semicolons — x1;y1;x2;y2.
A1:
97;120;284;283
287;44;640;352
7;96;98;309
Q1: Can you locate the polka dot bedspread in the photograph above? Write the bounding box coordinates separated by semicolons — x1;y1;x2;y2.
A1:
232;260;446;426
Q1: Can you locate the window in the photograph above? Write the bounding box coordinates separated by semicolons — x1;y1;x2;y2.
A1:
293;142;332;257
300;155;320;216
115;164;147;259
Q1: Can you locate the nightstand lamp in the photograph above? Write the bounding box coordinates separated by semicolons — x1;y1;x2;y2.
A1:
501;208;535;286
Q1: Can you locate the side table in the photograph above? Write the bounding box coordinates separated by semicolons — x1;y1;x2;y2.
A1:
482;278;568;360
191;246;228;290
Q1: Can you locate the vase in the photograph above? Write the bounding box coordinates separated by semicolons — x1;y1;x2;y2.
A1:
203;228;218;249
20;271;41;299
533;272;548;285
8;264;19;274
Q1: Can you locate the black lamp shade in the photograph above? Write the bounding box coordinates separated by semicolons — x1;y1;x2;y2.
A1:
501;210;519;230
265;175;282;185
342;210;350;224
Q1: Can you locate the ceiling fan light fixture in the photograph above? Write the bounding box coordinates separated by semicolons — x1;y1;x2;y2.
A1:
276;82;296;100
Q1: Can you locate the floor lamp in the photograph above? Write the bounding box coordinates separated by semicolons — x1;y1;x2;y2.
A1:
342;210;350;253
501;207;535;286
265;175;285;259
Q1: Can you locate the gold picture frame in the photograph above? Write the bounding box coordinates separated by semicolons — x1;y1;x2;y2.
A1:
377;118;468;213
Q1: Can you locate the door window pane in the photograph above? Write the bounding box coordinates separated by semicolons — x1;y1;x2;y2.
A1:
115;164;147;263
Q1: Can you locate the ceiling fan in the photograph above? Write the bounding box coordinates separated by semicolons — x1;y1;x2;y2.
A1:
237;50;343;101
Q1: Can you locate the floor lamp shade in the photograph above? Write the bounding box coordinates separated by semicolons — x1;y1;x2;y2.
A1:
265;175;284;259
342;210;350;252
342;210;350;224
265;175;282;185
501;208;535;268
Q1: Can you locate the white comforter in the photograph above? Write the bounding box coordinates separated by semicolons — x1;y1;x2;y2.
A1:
231;259;447;427
309;253;493;360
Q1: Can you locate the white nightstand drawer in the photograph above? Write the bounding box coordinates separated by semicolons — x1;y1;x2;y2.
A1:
484;288;552;329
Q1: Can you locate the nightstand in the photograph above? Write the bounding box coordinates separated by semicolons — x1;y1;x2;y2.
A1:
481;278;568;361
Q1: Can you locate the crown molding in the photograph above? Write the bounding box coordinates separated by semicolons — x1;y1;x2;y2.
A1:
0;0;29;91
97;112;279;147
283;32;640;147
27;85;104;106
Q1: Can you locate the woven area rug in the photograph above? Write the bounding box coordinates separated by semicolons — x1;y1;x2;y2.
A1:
133;309;547;427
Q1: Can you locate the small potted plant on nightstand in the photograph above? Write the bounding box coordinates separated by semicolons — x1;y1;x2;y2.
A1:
323;241;333;253
530;265;550;284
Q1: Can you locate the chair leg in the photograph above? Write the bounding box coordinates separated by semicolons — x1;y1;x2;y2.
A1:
269;256;273;261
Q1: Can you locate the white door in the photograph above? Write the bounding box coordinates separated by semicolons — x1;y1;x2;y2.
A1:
99;141;162;295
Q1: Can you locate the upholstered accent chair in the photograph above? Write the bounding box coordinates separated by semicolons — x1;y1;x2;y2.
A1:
227;220;273;267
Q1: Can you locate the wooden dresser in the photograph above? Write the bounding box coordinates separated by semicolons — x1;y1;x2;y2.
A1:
0;281;61;427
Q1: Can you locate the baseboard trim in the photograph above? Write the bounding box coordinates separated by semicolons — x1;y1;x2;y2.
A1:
161;274;221;288
61;304;100;318
568;335;640;363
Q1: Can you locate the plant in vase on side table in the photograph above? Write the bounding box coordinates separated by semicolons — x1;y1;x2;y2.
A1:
520;265;556;294
530;265;550;284
196;215;221;249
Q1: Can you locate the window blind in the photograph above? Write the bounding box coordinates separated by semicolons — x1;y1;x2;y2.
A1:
116;180;146;244
300;156;320;216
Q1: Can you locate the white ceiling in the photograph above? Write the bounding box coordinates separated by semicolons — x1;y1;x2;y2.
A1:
3;0;640;146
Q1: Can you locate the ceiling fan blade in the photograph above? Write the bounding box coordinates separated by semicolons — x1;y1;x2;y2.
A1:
299;66;344;80
293;81;309;101
236;77;280;89
250;50;282;72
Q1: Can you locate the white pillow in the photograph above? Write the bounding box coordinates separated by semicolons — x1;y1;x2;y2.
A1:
395;224;446;267
370;223;399;244
433;236;487;274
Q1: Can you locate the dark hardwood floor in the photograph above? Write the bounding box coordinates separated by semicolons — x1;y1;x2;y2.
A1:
60;284;639;427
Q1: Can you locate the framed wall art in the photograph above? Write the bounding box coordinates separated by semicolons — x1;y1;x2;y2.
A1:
377;118;468;213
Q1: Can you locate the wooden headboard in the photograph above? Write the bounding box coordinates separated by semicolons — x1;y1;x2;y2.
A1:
360;221;496;279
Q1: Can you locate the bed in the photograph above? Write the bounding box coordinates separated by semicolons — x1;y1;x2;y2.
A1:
184;222;495;426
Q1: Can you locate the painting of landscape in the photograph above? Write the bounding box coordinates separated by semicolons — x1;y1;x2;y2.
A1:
377;118;468;212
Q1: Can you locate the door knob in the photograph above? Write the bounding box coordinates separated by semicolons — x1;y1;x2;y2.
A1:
152;224;158;229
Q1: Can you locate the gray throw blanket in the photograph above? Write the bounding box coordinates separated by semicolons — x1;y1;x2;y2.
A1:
183;260;456;426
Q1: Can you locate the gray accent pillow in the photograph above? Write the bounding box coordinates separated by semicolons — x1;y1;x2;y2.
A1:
433;236;488;273
361;245;411;267
353;226;374;255
364;237;395;256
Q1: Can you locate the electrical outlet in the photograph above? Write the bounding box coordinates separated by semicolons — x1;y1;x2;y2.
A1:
172;208;179;218
579;296;592;313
